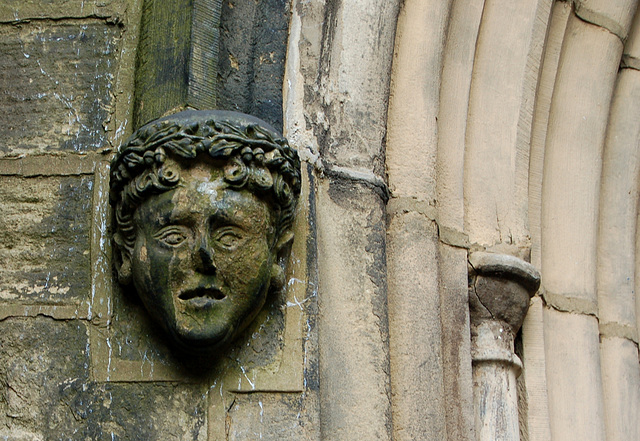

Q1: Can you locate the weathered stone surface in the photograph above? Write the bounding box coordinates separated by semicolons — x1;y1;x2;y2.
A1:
133;0;289;131
97;278;289;382
227;392;320;440
540;15;623;441
436;0;483;234
544;307;607;441
468;252;540;332
529;0;571;270
597;68;640;330
436;2;483;437
387;211;446;441
541;14;622;305
520;296;552;441
471;320;521;441
385;0;447;202
133;0;216;128
438;244;475;441
598;64;640;441
69;382;207;440
0;21;119;155
468;253;540;441
0;317;90;439
0;0;124;22
316;179;392;441
0;176;92;303
463;0;551;248
217;0;290;132
302;0;400;175
0;153;99;176
600;336;640;441
624;6;640;65
0;317;207;440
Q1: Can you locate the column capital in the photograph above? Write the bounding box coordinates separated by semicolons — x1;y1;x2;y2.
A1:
468;252;541;333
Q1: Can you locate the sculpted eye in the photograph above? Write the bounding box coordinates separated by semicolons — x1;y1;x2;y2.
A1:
214;227;243;250
155;228;189;246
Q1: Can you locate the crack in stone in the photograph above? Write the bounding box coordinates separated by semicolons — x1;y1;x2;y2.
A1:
468;259;495;321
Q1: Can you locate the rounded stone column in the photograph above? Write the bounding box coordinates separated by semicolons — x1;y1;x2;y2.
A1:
468;252;541;441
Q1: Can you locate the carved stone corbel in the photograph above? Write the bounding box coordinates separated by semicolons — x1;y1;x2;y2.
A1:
468;251;541;441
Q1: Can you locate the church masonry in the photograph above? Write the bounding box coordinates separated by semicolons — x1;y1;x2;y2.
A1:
0;0;639;440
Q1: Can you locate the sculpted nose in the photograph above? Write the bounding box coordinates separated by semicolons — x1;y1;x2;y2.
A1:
196;238;217;275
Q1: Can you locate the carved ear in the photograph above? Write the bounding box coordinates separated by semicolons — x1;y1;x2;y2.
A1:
270;230;294;290
113;233;133;285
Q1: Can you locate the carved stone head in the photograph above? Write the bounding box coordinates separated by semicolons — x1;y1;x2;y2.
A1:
109;110;301;354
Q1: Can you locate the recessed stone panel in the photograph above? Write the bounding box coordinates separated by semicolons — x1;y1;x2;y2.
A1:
0;175;92;303
0;22;119;155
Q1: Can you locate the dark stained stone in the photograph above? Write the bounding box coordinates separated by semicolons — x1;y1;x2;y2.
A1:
0;22;120;155
0;176;93;303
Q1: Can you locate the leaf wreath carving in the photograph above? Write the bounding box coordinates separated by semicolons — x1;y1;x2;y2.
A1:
110;111;301;249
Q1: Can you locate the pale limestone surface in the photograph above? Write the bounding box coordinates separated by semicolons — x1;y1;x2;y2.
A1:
574;0;638;39
463;0;550;249
385;1;450;439
297;1;401;440
597;19;640;441
544;308;607;441
521;6;571;439
520;297;552;441
541;15;622;307
540;11;625;441
436;2;484;438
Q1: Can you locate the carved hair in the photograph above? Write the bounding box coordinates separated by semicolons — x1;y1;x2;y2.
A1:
110;110;301;249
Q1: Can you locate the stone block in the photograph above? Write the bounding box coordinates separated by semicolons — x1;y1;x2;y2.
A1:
463;0;550;248
385;0;448;201
520;296;552;441
597;68;640;329
387;210;446;440
0;317;207;440
227;392;319;441
0;317;90;439
438;243;475;441
0;175;92;304
0;0;124;22
600;336;640;441
543;307;607;440
216;0;290;131
67;382;207;440
541;14;622;306
306;0;399;175
316;178;392;440
0;22;119;155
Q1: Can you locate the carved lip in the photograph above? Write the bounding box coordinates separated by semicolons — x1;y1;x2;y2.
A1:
178;287;226;306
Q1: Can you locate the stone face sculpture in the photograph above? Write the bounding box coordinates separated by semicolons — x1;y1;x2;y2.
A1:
110;110;301;354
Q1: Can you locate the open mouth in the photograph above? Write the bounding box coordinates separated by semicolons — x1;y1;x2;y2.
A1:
178;288;226;302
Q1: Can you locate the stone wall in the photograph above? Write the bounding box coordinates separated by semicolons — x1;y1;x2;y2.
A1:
1;0;639;440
